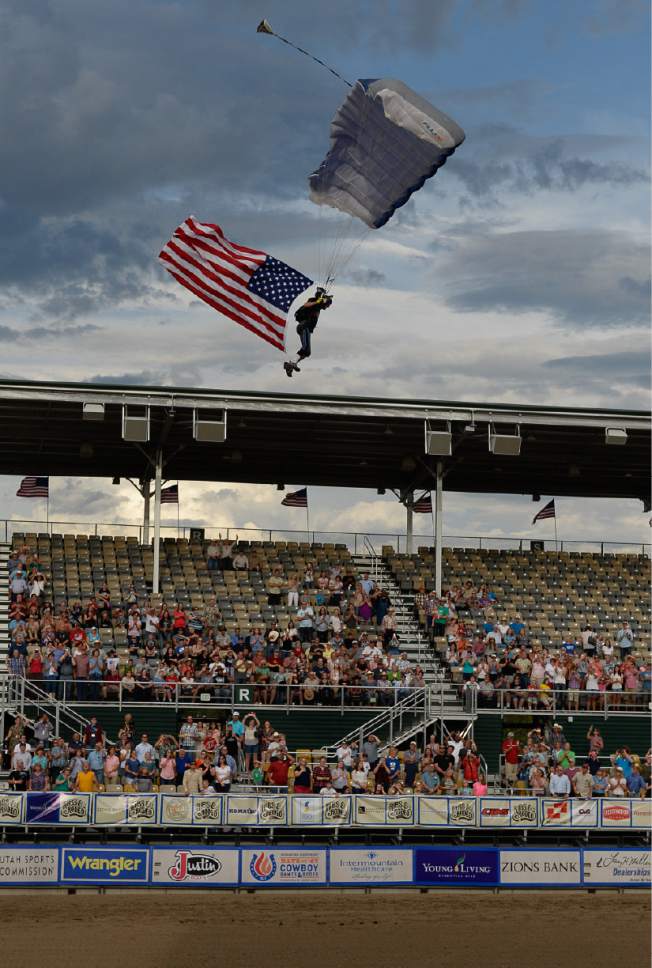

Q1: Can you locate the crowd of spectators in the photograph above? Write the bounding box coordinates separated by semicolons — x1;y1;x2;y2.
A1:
3;710;490;797
500;723;651;798
413;583;650;708
7;543;424;706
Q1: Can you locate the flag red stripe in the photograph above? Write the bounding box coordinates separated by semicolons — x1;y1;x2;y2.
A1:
186;217;266;259
164;268;285;351
164;240;286;331
160;250;286;340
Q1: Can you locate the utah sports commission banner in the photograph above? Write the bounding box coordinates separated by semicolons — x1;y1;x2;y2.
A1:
0;845;648;888
1;793;650;831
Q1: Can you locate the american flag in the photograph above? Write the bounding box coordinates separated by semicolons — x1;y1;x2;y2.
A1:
16;476;49;498
532;499;556;524
413;493;432;513
159;216;313;351
161;483;179;505
281;487;308;508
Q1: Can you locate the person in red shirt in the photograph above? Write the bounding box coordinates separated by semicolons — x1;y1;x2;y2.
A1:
267;751;294;788
502;732;520;788
311;756;332;793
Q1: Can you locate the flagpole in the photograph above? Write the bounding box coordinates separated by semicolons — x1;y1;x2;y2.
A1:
554;507;559;552
306;491;311;544
177;483;180;539
46;491;49;536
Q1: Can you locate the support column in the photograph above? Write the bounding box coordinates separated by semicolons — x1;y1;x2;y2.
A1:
142;478;151;545
406;490;414;555
152;452;162;594
435;462;443;597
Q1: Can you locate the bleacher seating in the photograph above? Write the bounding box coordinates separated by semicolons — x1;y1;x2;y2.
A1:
390;547;651;649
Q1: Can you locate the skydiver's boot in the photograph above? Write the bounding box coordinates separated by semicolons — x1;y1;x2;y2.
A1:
283;361;294;378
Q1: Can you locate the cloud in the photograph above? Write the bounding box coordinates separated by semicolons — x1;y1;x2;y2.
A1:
438;228;651;327
0;321;101;342
347;268;387;287
542;350;651;390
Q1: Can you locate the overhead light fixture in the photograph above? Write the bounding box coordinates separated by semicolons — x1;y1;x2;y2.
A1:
276;484;285;491
83;402;105;421
532;493;540;502
122;405;150;443
112;477;121;486
488;423;521;457
464;409;476;433
424;419;452;456
193;408;227;443
605;427;627;446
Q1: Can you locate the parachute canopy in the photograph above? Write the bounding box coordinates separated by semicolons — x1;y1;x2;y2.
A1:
309;78;465;229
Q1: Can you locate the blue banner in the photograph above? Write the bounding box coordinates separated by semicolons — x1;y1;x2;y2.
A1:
60;847;149;884
414;847;499;886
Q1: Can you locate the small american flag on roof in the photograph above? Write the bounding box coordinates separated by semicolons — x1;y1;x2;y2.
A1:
159;216;313;351
161;484;179;505
281;487;308;508
412;493;432;513
16;476;49;498
532;499;556;524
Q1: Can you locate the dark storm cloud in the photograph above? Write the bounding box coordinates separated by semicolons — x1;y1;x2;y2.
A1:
0;321;100;342
543;351;651;388
439;229;650;327
450;130;647;201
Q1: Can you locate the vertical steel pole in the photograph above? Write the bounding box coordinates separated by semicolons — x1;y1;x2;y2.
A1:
435;462;443;597
152;453;162;594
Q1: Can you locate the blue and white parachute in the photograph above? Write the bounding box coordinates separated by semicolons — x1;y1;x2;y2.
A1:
309;77;465;230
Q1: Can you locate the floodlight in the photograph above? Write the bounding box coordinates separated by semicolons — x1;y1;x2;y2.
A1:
605;427;627;446
488;423;521;456
122;405;150;443
193;408;227;443
83;402;105;421
425;420;452;457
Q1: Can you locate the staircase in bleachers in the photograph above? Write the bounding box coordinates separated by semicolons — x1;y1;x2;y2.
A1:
0;542;9;673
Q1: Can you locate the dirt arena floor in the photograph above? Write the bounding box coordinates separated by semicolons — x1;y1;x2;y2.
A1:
1;890;649;968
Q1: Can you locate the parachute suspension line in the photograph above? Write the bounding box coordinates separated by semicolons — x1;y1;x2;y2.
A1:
256;20;353;88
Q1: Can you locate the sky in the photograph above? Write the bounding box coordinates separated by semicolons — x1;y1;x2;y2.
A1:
0;0;650;545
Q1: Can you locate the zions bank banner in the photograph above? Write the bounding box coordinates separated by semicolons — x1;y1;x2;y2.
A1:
2;793;650;831
0;845;648;888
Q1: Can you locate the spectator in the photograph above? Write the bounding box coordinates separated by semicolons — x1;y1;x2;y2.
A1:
75;761;99;793
573;763;594;799
549;765;571;798
607;768;628;797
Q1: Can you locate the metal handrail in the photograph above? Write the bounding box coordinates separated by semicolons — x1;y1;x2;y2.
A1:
5;676;116;744
458;684;651;718
2;518;649;556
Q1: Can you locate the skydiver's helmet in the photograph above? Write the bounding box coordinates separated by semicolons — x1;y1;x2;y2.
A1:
315;286;333;307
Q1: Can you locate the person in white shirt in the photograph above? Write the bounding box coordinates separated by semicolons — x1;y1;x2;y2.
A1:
336;743;353;770
548;765;571;798
607;768;628;797
135;734;155;762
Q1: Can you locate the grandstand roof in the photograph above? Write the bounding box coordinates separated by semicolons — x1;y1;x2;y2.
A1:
0;378;649;502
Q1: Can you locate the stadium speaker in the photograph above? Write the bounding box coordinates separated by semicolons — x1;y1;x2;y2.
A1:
424;420;452;456
488;423;521;456
193;408;227;443
605;427;627;446
82;402;105;421
122;405;150;443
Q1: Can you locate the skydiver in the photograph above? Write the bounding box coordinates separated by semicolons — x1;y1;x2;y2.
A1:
283;287;333;377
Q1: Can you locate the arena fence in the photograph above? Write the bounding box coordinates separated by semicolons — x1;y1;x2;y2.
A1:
1;791;649;831
3;518;650;556
0;842;648;888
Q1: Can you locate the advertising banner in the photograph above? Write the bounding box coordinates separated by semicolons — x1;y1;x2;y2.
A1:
353;796;414;825
225;796;287;826
330;848;413;885
417;796;449;826
25;793;91;825
291;796;352;826
0;793;24;824
60;847;149;884
541;799;571;826
160;795;193;825
151;847;239;885
354;796;388;825
414;847;499;886
241;847;327;886
447;798;477;826
600;799;632;828
582;849;651;886
500;850;581;885
479;798;539;828
0;847;59;885
570;799;598;827
192;796;224;825
631;799;652;829
94;794;158;825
